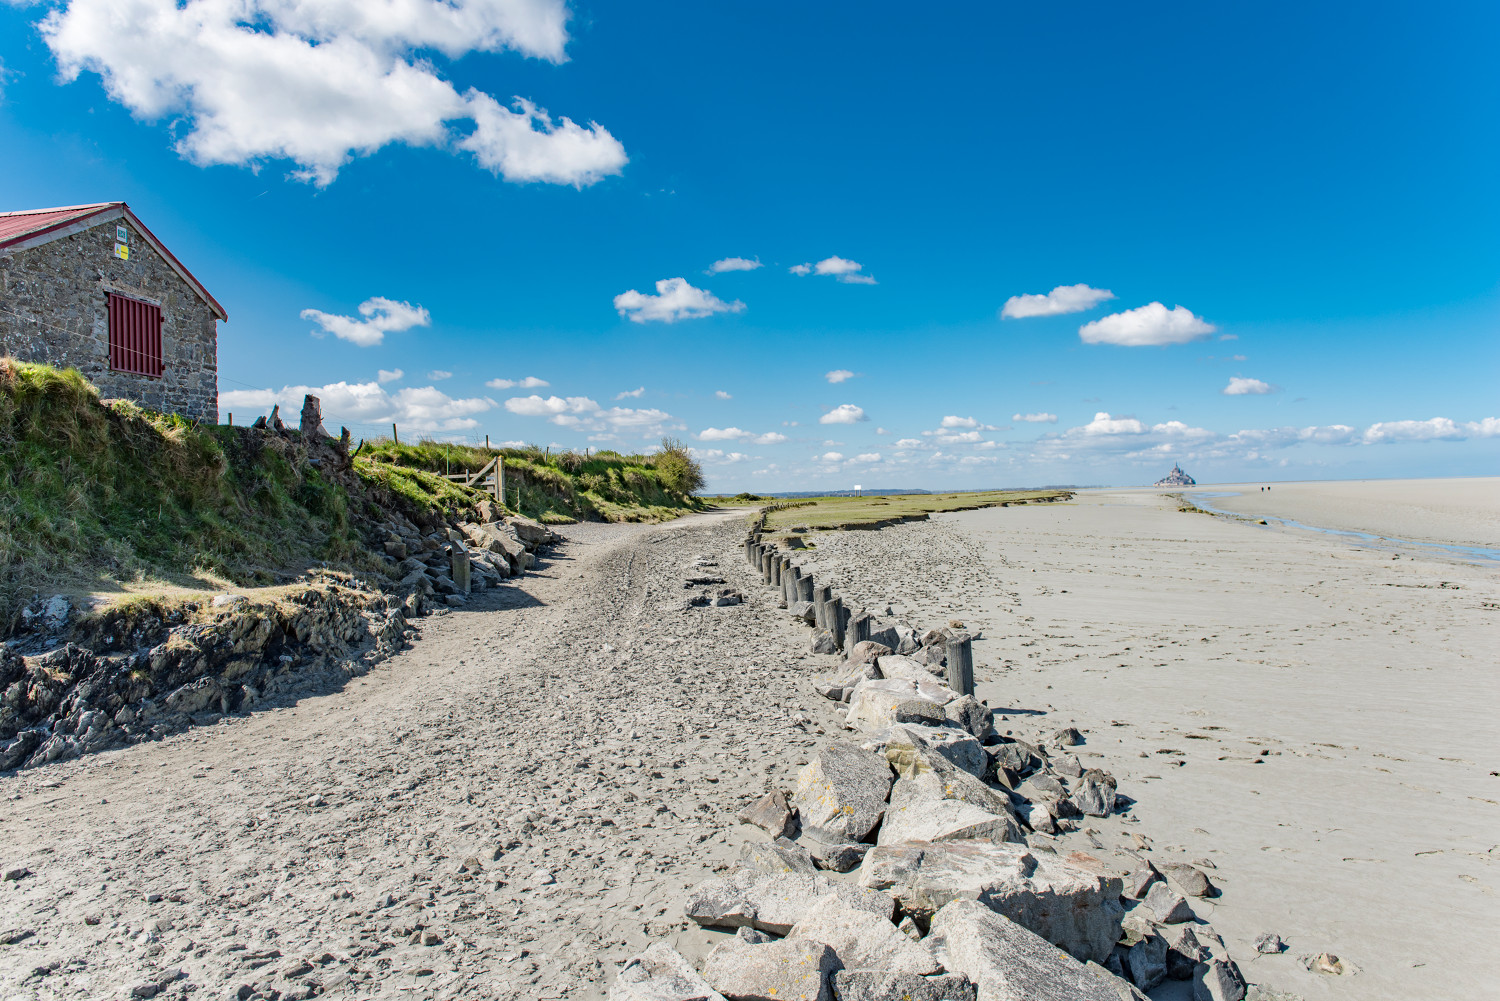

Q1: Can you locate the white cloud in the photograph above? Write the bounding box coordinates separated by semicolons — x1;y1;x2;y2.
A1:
1078;412;1148;435
613;277;745;324
940;415;979;429
37;0;623;187
1362;418;1467;443
1013;412;1057;423
708;257;762;273
219;379;492;431
876;427;889;435
894;438;923;449
715;390;732;400
852;452;881;463
615;386;645;399
825;369;856;384
486;375;549;389
459;93;626;187
690;448;751;464
427;369;452;381
935;430;983;444
503;394;680;437
1001;283;1115;319
301;297;430;348
1078;302;1217;347
697;427;787;445
1223;377;1275;396
818;451;845;462
791;257;875;284
819;404;868;425
377;368;404;384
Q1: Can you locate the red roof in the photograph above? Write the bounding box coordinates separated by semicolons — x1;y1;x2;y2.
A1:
0;201;227;321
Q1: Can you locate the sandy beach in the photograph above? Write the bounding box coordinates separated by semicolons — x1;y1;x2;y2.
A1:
1168;476;1499;554
798;481;1500;1001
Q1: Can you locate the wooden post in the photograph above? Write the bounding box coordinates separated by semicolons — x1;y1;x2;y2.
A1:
797;574;815;604
771;555;782;587
828;596;845;649
745;539;754;564
227;412;233;427
392;423;399;444
485;434;490;449
786;566;800;604
779;557;792;607
762;549;774;584
850;610;872;648
946;632;975;696
813;583;832;630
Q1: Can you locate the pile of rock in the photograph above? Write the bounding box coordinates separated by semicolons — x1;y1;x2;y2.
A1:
383;511;560;608
608;521;1257;1001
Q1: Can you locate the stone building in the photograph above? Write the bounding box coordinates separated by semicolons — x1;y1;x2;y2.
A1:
0;202;226;422
1154;463;1196;487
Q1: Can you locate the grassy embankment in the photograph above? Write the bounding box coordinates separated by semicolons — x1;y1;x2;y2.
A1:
759;489;1074;533
0;360;703;629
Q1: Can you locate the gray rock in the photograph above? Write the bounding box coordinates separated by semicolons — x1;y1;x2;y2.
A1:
1193;960;1247;1001
609;942;728;1001
847;640;894;670
1125;860;1162;899
505;514;558;547
736;927;774;945
873;655;929;682
1253;932;1284;955
1142;883;1194;924
1071;772;1117;818
927;899;1126;1001
1027;772;1066;800
893;700;949;727
788;894;940;976
741;838;818;876
685;869;895;935
830;971;976;1001
881;723;987;779
1160;861;1216;898
879;777;1022;846
811;629;838;655
793;742;893;843
800;839;869;873
702;936;838;1001
944;695;995;741
1053;727;1084;746
846;679;957;731
858;841;1124;964
1052;755;1084;778
1126;935;1168;991
1162;925;1208;981
738;790;797;840
989;741;1038;777
790;601;818;623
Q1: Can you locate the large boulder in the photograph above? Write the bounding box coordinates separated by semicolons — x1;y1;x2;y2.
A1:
685;869;895;935
858;841;1124;964
830;971;977;1001
740;838;818;876
505;514;558;548
738;790;797;840
848;680;955;731
788;894;940;976
882;723;988;779
943;695;995;741
872;655;931;682
609;942;727;1001
879;778;1022;846
701;936;838;1001
927;899;1127;1001
846;641;894;671
792;742;893;843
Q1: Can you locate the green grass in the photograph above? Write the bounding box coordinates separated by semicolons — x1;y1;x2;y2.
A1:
762;489;1074;532
0;360;706;631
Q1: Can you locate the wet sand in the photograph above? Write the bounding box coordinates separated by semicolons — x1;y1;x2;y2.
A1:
800;485;1500;1001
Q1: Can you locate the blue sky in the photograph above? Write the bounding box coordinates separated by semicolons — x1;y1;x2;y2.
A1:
2;0;1496;490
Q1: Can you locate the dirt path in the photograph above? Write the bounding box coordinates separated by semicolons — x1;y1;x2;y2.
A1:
0;509;845;1001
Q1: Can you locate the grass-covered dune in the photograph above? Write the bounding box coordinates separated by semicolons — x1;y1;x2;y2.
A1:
0;360;704;631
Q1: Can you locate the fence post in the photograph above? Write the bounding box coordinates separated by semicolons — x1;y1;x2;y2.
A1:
850;610;872;649
828;596;845;649
945;632;975;696
813;583;832;630
797;573;815;604
392;423;399;445
227;412;232;427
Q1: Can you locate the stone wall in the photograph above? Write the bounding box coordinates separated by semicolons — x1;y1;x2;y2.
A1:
0;217;219;422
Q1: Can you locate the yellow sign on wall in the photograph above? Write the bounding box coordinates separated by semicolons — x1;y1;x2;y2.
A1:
114;243;129;261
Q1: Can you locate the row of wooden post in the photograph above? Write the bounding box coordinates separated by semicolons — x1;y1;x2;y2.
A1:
743;522;975;697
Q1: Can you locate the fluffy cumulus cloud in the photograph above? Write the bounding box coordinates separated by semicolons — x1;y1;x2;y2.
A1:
503;394;680;437
377;368;404;384
818;451;845;463
301;297;430;348
1079;303;1217;347
486;375;549;389
614;386;645;399
1000;283;1115;319
825;369;856;384
1013;412;1057;423
940;415;980;429
1361;417;1500;443
36;0;625;187
1224;377;1275;395
220;379;492;431
819;404;868;425
690;448;750;464
697;427;787;445
427;369;452;381
613;278;745;324
708;257;762;273
791;257;876;284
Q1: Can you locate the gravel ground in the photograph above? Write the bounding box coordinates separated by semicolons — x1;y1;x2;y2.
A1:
0;509;849;1001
